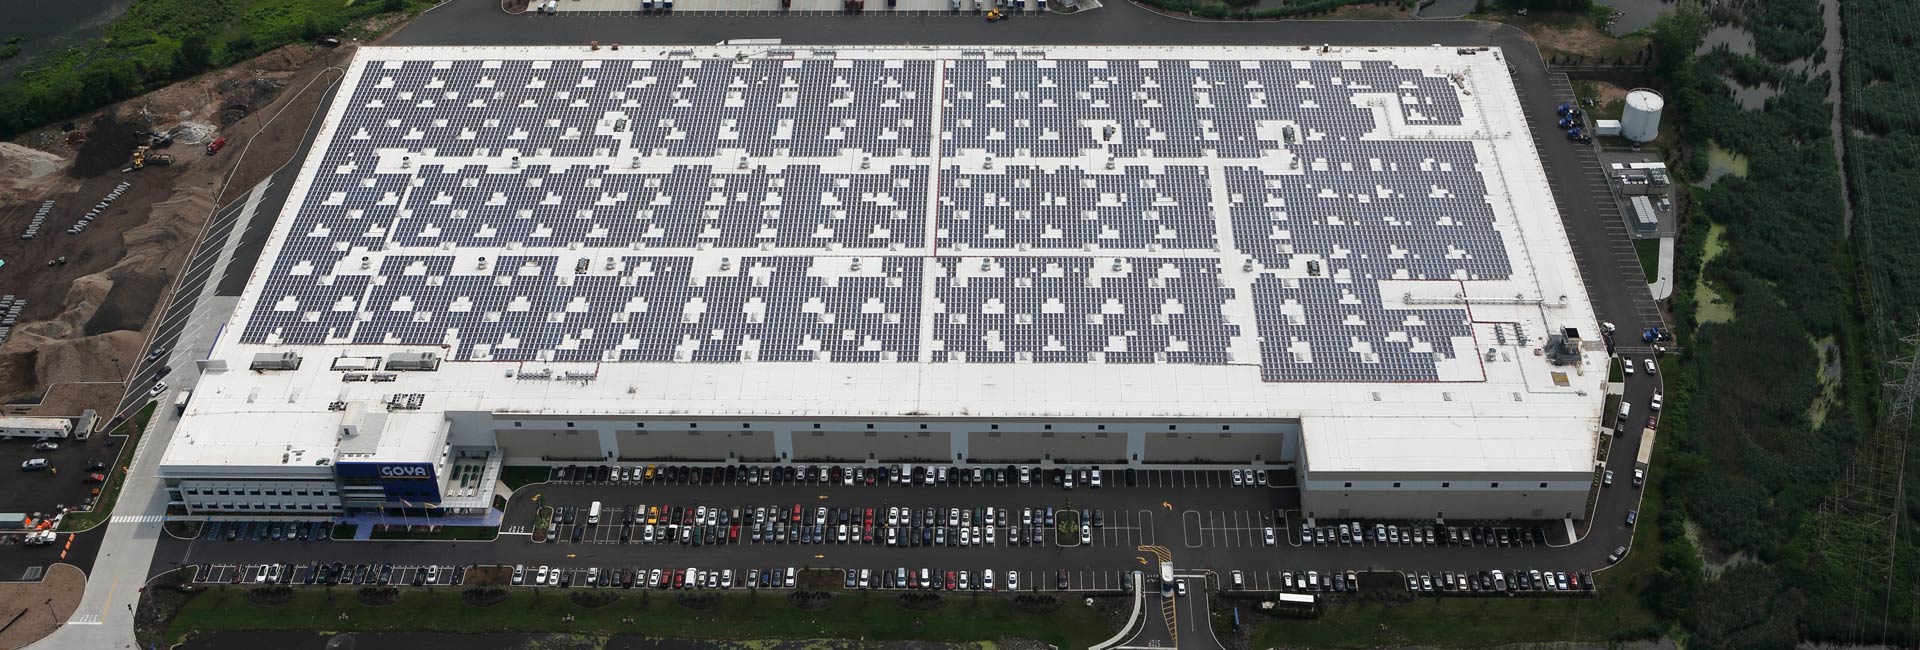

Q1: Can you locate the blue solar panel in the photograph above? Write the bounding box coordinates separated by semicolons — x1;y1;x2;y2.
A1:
242;53;1503;381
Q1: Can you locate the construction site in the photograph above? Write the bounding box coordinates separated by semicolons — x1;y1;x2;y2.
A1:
0;44;354;428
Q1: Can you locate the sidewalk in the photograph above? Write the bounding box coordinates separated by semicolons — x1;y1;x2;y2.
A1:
1648;236;1675;300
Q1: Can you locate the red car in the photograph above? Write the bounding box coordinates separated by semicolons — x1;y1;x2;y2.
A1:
85;473;107;484
791;504;803;522
728;525;739;542
945;571;956;591
672;569;686;589
206;137;229;155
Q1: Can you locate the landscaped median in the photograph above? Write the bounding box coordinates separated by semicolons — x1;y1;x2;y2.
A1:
163;585;1117;648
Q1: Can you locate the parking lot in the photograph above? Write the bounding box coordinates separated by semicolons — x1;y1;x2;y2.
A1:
154;461;1606;610
0;435;119;516
200;520;332;543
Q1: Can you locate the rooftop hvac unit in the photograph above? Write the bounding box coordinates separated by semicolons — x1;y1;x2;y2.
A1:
250;351;303;371
385;351;442;371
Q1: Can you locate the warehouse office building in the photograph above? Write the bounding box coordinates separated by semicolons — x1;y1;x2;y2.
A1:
156;44;1609;521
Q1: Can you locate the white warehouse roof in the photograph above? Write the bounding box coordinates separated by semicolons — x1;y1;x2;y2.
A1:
160;45;1605;476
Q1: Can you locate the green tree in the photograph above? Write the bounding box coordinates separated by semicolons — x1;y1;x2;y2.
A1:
173;35;211;76
1650;0;1710;75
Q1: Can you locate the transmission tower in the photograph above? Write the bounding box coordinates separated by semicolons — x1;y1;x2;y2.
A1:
1817;332;1917;644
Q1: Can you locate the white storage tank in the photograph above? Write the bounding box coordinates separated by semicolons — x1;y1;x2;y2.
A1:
1622;89;1664;143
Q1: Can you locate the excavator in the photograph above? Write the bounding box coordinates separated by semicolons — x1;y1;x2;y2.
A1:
123;145;174;173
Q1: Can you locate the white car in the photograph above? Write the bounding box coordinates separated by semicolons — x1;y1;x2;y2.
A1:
785;567;797;588
536;566;550;585
1645;358;1658;374
148;381;167;397
1019;466;1031;484
982;569;996;590
1089;468;1102;488
1230;470;1244;486
649;568;662;587
1623;359;1634;376
960;527;972;546
1006;570;1019;591
858;568;870;588
1079;526;1091;544
513;565;525;585
1263;527;1276;546
984;525;997;546
722;569;734;589
586;567;599;586
1650;391;1664;411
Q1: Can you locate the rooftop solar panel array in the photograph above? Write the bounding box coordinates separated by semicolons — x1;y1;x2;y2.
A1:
242;52;1510;381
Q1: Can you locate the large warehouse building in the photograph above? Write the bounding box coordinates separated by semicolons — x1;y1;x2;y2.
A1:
157;44;1607;521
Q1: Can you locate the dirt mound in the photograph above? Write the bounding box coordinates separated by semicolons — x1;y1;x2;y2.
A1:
215;78;288;125
0;142;73;209
119;186;212;274
0;143;66;185
69;114;147;179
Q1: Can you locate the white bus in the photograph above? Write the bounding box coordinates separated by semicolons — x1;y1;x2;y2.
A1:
588;501;602;525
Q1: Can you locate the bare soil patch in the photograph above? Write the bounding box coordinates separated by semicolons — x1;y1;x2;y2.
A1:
1;381;122;418
0;563;85;649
